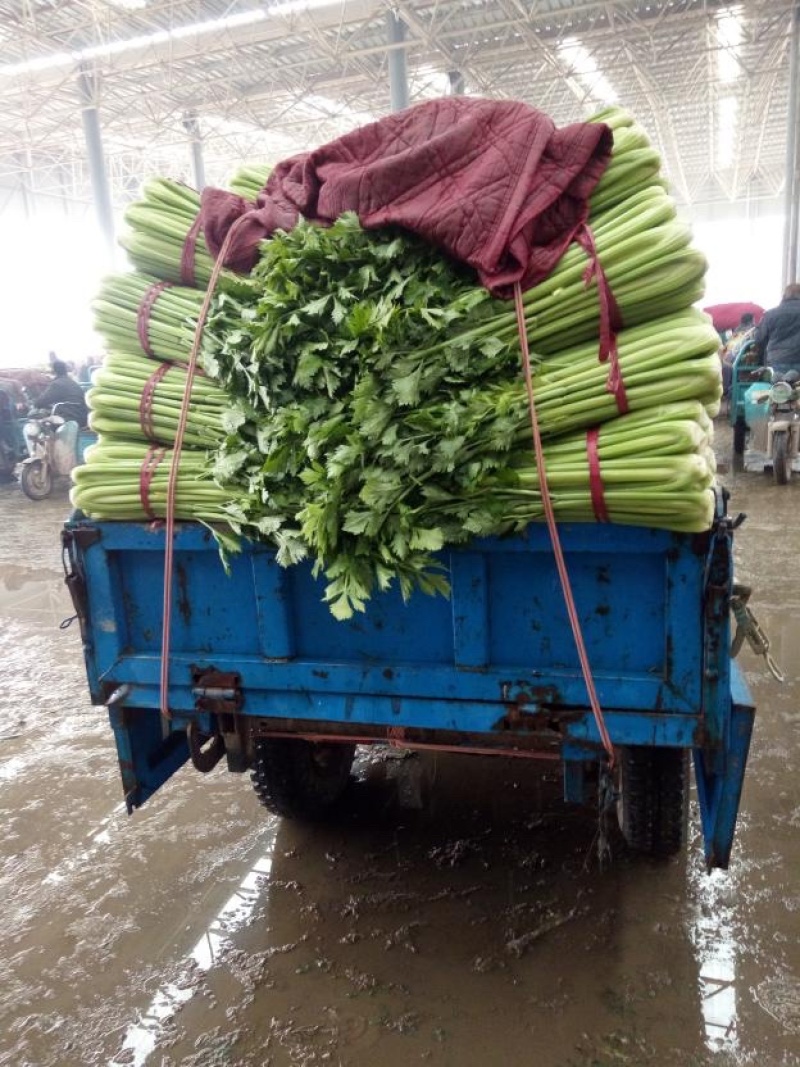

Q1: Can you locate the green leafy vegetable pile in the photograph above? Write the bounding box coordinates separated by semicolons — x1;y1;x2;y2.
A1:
201;212;718;616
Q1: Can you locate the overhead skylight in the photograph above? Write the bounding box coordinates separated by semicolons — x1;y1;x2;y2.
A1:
716;6;744;85
0;0;345;79
558;37;618;104
269;0;345;17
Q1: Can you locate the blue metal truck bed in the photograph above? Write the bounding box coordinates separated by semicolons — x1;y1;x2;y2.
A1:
63;509;755;869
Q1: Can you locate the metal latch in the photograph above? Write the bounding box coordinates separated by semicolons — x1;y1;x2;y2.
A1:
190;668;243;713
60;527;98;642
730;583;784;682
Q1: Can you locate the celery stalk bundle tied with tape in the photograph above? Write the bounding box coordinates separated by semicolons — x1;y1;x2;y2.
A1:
75;105;722;618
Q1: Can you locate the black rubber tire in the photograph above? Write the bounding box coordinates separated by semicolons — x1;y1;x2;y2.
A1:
617;746;688;858
733;417;747;457
773;430;791;485
251;738;356;819
20;459;53;500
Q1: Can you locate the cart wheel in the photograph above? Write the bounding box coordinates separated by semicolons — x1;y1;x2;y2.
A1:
251;738;356;819
20;459;53;500
617;746;688;858
732;417;747;456
772;430;791;485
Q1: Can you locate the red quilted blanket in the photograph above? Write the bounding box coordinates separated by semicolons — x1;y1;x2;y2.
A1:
200;97;612;296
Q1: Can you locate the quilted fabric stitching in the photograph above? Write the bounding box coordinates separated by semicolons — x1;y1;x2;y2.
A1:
200;97;612;295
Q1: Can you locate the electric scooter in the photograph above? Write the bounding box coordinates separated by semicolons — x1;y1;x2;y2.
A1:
20;404;85;500
742;369;800;485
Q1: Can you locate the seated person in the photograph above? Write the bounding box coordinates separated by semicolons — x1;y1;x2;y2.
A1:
34;360;89;427
754;284;800;377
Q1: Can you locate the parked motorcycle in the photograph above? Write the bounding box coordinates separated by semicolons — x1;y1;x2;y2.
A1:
743;369;800;485
20;405;88;500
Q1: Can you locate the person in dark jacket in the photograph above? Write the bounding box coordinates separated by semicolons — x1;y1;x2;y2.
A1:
35;360;89;427
754;284;800;375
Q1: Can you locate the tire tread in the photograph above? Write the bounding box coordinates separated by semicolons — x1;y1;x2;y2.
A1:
251;738;355;820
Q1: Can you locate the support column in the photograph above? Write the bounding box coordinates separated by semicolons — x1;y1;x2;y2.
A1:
448;70;465;95
783;1;800;286
387;11;409;112
77;68;115;263
183;110;206;191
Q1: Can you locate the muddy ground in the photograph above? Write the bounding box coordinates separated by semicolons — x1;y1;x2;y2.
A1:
0;423;798;1067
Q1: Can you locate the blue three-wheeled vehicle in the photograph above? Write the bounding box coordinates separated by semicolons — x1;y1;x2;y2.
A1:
63;487;754;870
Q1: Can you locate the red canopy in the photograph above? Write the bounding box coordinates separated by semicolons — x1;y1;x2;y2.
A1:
703;302;764;332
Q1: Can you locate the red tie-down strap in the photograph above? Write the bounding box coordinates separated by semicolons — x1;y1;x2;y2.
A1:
180;214;203;287
586;426;610;523
159;214;250;721
139;445;166;520
513;282;615;766
136;281;173;359
138;361;173;443
575;223;628;415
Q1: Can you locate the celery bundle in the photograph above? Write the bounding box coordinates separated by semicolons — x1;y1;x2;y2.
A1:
79;172;252;516
72;441;230;523
86;352;227;448
119;179;215;286
227;164;272;201
92;273;204;364
498;309;722;434
441;401;718;537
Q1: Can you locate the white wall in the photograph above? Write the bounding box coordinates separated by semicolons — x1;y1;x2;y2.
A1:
0;204;120;370
692;213;785;312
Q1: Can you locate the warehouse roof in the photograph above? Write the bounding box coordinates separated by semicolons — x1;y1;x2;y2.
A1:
0;0;793;211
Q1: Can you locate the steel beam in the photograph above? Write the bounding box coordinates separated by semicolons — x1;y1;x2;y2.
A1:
448;70;465;95
77;68;115;262
387;11;409;112
183;111;206;191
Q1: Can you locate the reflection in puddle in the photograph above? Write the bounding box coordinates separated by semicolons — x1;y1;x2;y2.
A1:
690;866;739;1054
110;834;276;1067
0;565;69;626
0;755;26;782
697;927;738;1051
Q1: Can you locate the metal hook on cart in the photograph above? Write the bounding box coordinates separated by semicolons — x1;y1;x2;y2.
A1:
730;583;785;683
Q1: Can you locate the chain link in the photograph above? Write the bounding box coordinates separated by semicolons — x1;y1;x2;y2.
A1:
730;583;785;682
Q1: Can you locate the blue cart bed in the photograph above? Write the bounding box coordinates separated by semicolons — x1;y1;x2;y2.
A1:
63;511;754;869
